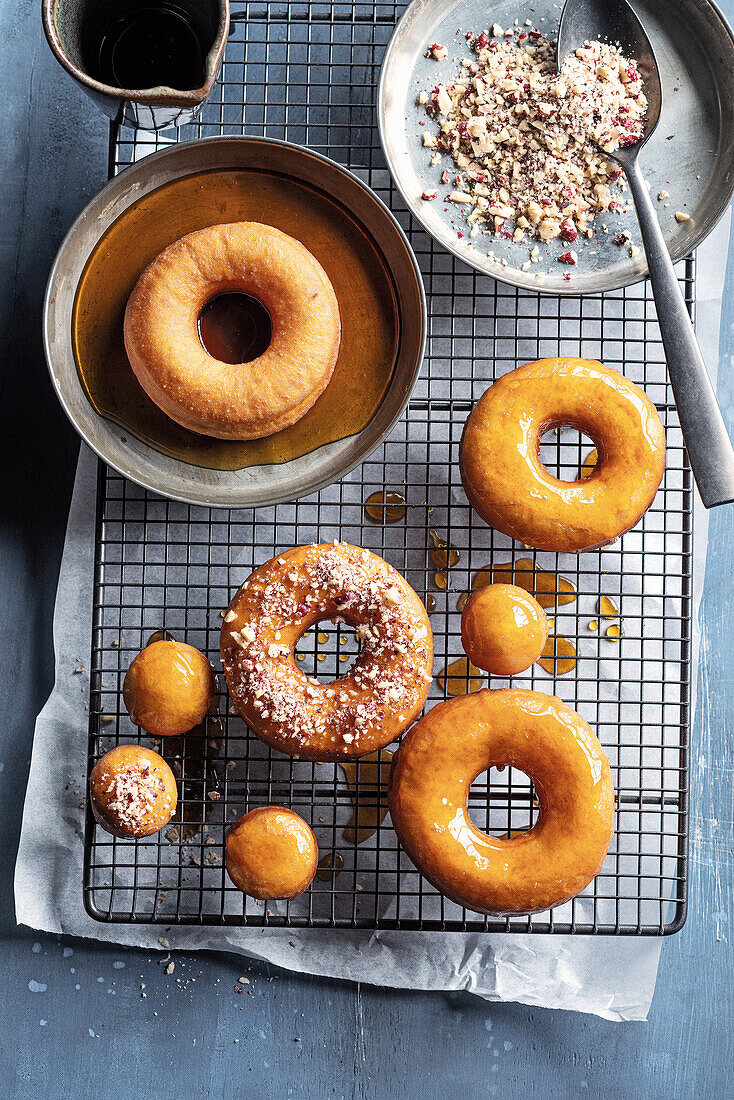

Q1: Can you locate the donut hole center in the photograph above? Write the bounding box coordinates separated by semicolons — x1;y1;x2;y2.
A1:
538;426;598;483
467;766;539;839
295;621;361;682
198;292;272;364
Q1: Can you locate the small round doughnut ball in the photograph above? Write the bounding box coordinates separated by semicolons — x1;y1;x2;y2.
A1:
123;639;214;736
461;583;548;677
90;744;177;839
225;807;319;900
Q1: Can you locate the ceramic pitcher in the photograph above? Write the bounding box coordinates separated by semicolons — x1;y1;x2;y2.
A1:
42;0;230;130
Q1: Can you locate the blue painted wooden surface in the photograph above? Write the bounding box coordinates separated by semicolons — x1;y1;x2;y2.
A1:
0;3;732;1097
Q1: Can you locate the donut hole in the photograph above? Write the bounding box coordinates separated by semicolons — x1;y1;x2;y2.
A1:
294;621;361;682
198;292;272;364
538;426;599;483
467;766;540;839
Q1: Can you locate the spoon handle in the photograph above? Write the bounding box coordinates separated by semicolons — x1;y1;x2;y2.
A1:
624;157;734;508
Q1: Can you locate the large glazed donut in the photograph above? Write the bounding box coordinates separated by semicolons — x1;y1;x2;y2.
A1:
124;222;341;440
388;689;615;915
459;358;666;553
221;542;433;760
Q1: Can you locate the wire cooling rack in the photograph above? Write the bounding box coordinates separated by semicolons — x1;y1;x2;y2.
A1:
83;1;691;934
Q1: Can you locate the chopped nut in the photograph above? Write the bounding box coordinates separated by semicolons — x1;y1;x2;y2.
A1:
418;30;646;262
675;211;690;223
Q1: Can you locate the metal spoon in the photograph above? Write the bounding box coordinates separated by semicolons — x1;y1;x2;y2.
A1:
558;0;734;508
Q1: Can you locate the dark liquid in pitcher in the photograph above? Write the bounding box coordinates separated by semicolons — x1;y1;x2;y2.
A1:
89;3;206;90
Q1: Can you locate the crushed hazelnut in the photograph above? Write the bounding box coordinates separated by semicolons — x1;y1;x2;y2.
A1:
419;29;646;263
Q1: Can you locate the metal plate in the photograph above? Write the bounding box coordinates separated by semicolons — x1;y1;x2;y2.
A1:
379;0;734;293
44;136;426;508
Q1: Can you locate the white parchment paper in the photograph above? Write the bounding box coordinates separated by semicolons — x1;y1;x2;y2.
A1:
15;214;728;1021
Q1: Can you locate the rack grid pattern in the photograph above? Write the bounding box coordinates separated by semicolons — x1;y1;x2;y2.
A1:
84;1;691;934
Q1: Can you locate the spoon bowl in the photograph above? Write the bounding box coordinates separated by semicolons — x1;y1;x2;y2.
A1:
558;0;662;158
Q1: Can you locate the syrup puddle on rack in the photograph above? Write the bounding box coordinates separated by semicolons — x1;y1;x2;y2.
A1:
364;490;406;524
316;851;345;881
339;751;393;844
439;655;484;696
473;557;577;608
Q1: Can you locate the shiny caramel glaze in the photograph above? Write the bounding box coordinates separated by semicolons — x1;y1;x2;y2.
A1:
124;222;341;440
461;583;548;677
225;806;318;900
459;358;666;553
89;744;177;839
123;639;215;737
220;543;433;761
388;689;615;915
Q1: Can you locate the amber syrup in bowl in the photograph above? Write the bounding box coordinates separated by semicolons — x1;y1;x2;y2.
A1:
72;168;399;471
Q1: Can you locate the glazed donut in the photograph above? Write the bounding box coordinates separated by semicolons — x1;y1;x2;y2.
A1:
459;358;666;553
123;222;341;440
461;584;548;677
123;639;214;736
221;542;433;760
226;806;318;900
89;744;178;839
388;689;615;914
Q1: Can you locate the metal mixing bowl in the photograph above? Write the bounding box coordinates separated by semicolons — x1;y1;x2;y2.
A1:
378;0;734;294
44;136;427;508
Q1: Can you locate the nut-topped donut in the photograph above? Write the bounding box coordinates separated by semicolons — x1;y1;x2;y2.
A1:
389;689;615;915
89;744;178;840
460;358;666;553
221;542;434;760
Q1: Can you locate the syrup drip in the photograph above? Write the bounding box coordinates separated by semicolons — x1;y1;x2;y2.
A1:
364;490;407;524
456;592;469;612
588;620;599;632
605;623;622;639
439;656;484;696
596;595;619;618
581;448;599;478
317;631;329;644
424;595;436;613
472;558;577;609
340;751;393;844
316;851;345;881
434;571;448;590
147;629;174;645
429;529;460;570
163;674;223;841
538;635;577;676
